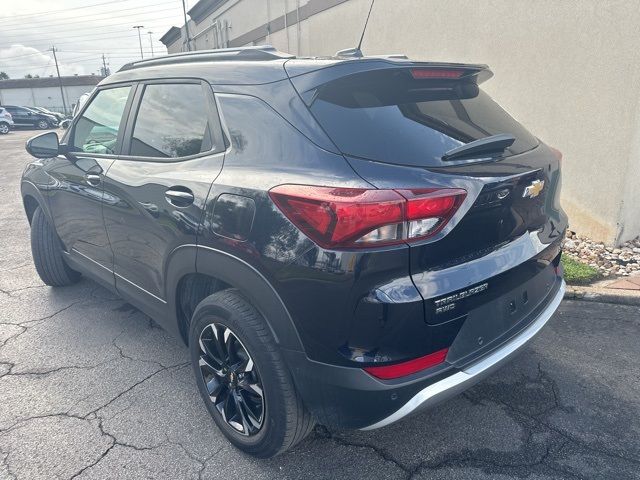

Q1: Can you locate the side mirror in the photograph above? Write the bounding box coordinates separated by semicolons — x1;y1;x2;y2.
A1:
26;132;60;158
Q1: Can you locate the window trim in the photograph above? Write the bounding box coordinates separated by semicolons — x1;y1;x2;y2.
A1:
118;78;226;163
65;82;137;159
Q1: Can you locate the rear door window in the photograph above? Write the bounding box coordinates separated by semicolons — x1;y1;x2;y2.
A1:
71;86;132;155
308;69;538;167
128;83;220;159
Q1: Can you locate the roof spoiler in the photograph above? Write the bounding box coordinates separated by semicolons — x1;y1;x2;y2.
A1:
286;60;494;103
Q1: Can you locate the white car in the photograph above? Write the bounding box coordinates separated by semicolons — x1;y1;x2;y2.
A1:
0;107;15;134
61;91;93;129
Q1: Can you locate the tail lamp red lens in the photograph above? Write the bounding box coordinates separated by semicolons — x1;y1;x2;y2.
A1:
410;68;465;79
364;348;449;380
269;185;466;249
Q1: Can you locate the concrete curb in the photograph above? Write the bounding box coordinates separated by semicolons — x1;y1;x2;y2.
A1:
564;285;640;306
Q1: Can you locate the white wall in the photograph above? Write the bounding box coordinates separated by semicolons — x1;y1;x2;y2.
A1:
166;0;640;244
0;85;93;113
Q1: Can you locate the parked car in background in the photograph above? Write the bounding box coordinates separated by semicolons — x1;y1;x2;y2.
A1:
26;106;65;122
61;92;92;129
20;46;567;458
2;105;58;129
0;107;14;134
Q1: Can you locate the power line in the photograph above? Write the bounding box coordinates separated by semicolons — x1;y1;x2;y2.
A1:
62;48;158;52
11;33;141;49
1;41;167;64
0;1;178;27
0;0;142;21
1;29;174;51
0;3;180;30
0;51;49;60
1;23;177;43
2;29;140;45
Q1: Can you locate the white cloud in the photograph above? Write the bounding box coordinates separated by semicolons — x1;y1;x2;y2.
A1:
0;44;85;79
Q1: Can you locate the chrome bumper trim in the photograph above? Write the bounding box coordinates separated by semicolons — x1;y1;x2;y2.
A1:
361;280;566;431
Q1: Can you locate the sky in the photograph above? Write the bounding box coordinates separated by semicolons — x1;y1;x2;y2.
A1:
0;0;191;79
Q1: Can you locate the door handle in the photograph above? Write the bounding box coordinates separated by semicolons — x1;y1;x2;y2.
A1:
165;188;194;207
85;173;101;187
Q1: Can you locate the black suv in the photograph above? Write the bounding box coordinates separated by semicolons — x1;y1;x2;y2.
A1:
3;105;58;129
21;46;567;458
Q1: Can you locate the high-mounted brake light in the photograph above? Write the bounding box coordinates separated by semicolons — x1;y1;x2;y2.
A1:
410;68;465;79
364;348;449;380
269;185;466;249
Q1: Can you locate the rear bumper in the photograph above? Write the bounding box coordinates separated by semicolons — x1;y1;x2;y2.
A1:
361;279;565;429
285;278;565;430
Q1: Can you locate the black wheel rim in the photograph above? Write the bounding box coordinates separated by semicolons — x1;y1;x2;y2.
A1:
198;323;265;436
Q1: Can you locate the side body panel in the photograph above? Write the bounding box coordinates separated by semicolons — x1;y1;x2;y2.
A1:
101;80;225;320
102;154;223;319
197;91;434;366
46;156;115;276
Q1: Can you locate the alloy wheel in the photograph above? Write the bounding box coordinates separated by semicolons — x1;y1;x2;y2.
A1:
198;323;265;436
0;124;8;134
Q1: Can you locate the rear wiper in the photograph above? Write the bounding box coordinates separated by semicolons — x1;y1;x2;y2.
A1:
441;133;515;162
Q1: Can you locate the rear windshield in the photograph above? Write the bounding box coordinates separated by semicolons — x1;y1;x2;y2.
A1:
308;69;538;166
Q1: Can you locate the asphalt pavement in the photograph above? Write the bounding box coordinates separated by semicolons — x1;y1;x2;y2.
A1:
1;129;639;479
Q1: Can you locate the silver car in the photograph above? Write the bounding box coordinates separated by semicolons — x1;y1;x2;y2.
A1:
0;107;15;134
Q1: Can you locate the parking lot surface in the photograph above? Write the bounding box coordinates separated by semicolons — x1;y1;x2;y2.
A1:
1;129;639;479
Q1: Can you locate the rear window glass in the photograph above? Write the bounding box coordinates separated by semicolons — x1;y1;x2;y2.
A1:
308;69;538;166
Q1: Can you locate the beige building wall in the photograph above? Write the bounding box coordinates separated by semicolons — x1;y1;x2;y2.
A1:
165;0;640;245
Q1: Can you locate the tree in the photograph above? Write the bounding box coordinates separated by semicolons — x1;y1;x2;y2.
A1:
24;74;33;79
0;72;9;80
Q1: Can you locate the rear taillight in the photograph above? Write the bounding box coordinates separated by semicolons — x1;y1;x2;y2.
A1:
364;348;449;380
269;185;466;249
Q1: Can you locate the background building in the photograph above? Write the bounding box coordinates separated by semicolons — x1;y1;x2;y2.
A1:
161;0;640;245
0;75;104;114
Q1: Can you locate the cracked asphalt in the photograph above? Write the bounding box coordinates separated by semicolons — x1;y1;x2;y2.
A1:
1;129;639;479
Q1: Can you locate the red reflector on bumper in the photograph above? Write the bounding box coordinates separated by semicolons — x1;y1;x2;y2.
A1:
364;348;449;380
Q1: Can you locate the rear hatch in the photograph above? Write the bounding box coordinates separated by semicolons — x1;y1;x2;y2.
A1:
287;59;567;364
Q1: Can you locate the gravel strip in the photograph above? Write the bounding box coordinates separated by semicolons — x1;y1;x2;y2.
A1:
563;232;640;277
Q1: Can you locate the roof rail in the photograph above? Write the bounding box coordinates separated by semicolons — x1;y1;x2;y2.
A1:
118;45;294;72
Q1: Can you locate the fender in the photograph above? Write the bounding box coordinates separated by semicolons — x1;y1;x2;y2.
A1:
164;244;305;353
21;179;53;224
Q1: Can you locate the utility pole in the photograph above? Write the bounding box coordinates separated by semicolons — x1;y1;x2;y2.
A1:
101;54;110;76
133;25;144;59
181;0;192;51
49;46;68;115
147;32;155;57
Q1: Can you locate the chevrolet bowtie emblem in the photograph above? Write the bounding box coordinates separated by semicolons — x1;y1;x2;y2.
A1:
523;179;545;198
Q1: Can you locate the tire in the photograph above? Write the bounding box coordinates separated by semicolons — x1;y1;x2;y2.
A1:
189;289;314;458
0;122;9;135
30;207;81;286
37;120;49;129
